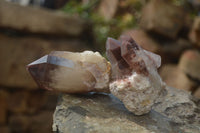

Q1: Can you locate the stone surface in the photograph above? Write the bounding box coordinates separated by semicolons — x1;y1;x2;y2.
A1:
106;36;165;115
53;91;200;133
159;64;196;91
153;86;200;125
189;17;200;47
27;51;110;93
122;29;161;53
178;50;200;80
0;1;89;36
140;0;186;39
0;90;8;124
0;34;88;89
98;0;119;21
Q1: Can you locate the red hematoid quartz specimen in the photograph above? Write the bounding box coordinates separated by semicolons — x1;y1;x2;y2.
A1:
107;35;165;115
106;35;161;80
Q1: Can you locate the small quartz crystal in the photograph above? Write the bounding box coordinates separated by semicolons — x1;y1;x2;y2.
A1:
106;35;165;115
27;51;111;93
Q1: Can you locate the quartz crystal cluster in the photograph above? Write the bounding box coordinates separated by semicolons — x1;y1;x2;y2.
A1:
106;36;165;115
27;51;111;93
27;35;165;115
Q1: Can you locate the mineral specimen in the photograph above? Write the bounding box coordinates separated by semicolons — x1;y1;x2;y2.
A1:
107;35;165;115
27;35;165;115
27;51;111;93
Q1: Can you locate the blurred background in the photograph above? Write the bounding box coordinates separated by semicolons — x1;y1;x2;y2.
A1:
0;0;200;132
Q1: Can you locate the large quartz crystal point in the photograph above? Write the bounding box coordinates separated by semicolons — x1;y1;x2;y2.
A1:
27;51;111;93
106;35;165;115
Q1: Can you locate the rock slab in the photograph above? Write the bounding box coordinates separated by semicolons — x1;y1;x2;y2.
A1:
53;88;200;133
179;50;200;80
159;64;196;91
140;0;186;39
0;1;88;36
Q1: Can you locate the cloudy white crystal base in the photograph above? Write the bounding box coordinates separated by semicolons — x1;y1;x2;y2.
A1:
110;72;165;115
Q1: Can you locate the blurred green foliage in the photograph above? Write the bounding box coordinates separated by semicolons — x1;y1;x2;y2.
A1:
61;0;99;19
61;0;199;53
61;0;139;52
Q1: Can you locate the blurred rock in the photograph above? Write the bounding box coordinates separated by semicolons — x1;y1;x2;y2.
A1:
98;0;119;21
188;0;200;10
194;87;200;99
0;34;88;89
8;91;29;113
140;0;186;39
9;115;29;133
53;94;171;133
41;91;58;110
8;90;57;114
0;90;8;124
28;111;53;133
9;111;53;133
0;126;10;133
153;86;200;125
161;39;192;62
178;50;200;80
159;64;196;91
26;90;47;114
0;1;89;36
189;17;200;47
53;92;200;133
122;29;161;53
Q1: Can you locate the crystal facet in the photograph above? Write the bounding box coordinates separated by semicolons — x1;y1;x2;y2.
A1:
27;51;111;93
107;35;165;115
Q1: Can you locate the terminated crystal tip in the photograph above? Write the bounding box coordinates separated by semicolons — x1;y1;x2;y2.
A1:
106;35;165;115
27;51;111;93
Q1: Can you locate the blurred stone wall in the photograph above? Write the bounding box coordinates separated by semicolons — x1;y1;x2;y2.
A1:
0;1;92;133
1;0;200;133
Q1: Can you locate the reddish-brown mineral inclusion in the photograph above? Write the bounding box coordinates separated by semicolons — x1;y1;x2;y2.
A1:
106;35;149;79
106;37;131;79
